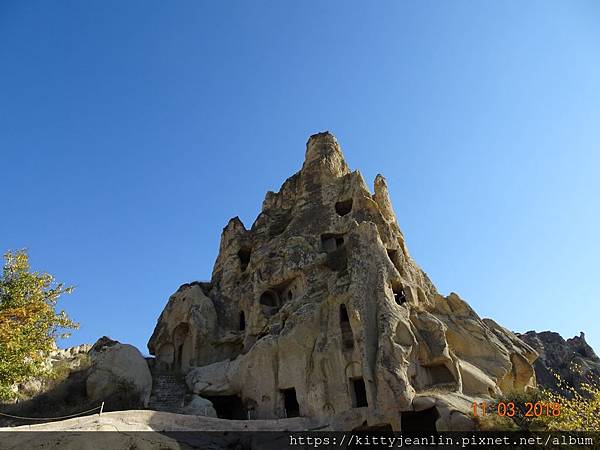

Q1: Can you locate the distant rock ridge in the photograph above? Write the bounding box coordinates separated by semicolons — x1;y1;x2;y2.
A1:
517;330;600;397
147;132;539;431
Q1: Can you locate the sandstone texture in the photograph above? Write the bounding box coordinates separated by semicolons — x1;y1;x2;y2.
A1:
517;331;600;397
86;336;153;408
147;132;538;431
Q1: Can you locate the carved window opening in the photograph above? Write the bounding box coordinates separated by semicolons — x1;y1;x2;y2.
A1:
335;199;353;216
259;279;300;316
351;377;368;408
281;388;300;418
401;407;439;432
321;234;348;272
239;311;246;331
237;247;252;272
340;304;354;350
321;233;345;252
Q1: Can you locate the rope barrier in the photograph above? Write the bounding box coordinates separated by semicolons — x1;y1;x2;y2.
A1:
0;404;103;421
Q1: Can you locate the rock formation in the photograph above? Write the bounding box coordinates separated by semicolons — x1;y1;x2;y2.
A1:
0;337;151;427
147;132;538;431
14;344;91;400
86;337;153;408
517;331;600;397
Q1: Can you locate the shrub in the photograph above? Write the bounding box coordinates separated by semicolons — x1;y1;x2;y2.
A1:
0;250;78;401
475;372;600;431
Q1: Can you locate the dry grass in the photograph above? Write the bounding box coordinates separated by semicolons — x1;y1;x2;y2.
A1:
474;368;600;431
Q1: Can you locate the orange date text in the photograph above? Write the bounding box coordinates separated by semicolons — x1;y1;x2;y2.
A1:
472;401;561;417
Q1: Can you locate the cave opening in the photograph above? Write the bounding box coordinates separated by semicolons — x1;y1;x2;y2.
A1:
392;283;406;305
387;249;398;265
281;388;300;418
204;395;247;420
425;364;456;387
401;407;439;432
260;290;278;308
237;247;252;272
259;279;300;317
351;377;368;408
340;304;350;323
239;311;246;331
260;290;280;317
321;233;345;252
335;199;353;217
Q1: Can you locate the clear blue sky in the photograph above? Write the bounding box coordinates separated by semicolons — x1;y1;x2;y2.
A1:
1;1;599;355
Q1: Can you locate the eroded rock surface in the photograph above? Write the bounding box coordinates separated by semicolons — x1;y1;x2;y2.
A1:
87;337;153;408
148;132;538;430
14;344;92;399
517;331;600;397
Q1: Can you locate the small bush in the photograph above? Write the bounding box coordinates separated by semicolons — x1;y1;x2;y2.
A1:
536;373;600;431
475;371;600;431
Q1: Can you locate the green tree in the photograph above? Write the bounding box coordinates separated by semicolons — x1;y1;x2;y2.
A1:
0;250;78;400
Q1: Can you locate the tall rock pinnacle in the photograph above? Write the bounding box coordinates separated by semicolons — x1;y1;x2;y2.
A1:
301;131;350;182
148;133;538;431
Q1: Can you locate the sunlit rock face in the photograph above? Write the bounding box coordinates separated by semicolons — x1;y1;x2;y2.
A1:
148;132;537;431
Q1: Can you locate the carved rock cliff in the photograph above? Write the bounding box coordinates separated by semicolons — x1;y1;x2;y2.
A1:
148;132;538;431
